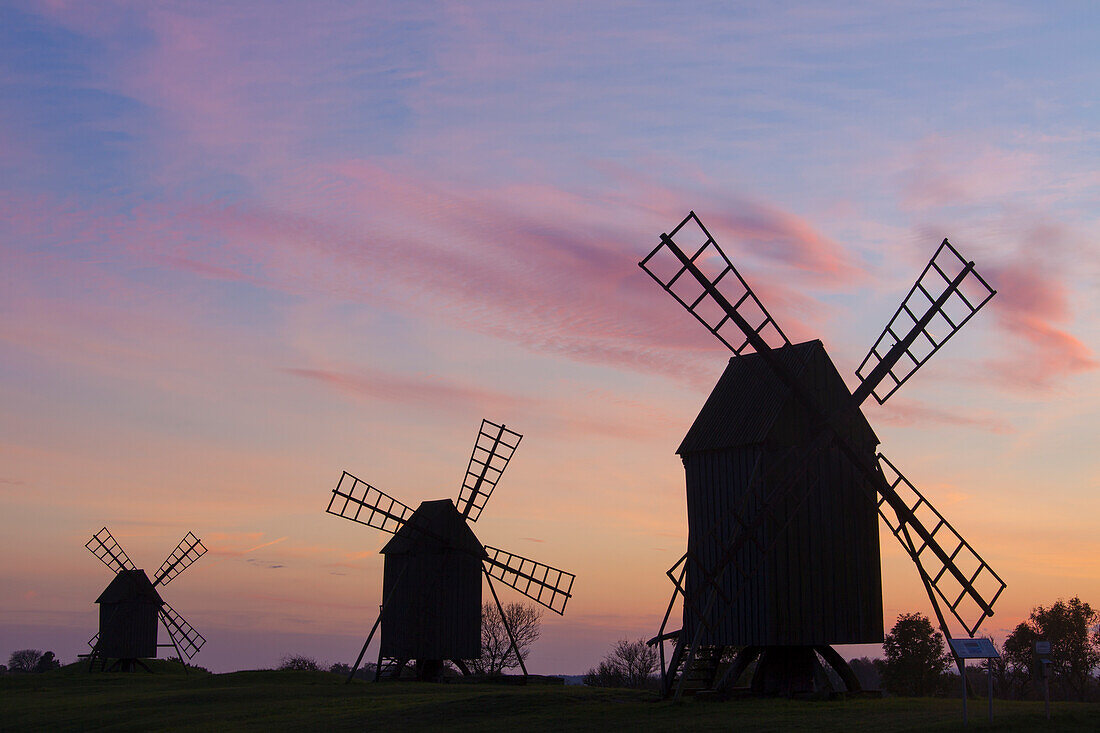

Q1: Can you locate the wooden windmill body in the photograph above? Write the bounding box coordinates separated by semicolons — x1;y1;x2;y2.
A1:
379;499;485;662
680;341;883;650
85;528;207;673
640;212;1007;698
327;420;575;682
95;569;164;661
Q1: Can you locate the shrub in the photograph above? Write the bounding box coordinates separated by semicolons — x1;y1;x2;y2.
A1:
278;655;321;671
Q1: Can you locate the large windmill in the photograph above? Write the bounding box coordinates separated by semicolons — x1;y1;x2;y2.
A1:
639;212;1006;699
327;419;575;682
85;527;207;672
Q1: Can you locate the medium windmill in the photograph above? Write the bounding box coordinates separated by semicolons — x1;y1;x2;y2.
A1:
85;527;207;672
639;212;1006;699
327;419;575;682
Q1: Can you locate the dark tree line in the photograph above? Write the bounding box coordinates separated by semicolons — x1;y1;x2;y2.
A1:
5;649;62;674
877;597;1100;701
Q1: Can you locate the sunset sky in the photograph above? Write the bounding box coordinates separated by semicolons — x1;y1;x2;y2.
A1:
1;2;1097;674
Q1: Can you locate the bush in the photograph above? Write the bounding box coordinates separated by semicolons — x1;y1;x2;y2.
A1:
278;655;320;671
166;656;210;673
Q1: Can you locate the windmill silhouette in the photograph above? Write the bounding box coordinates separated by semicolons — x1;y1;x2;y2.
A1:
327;419;575;682
640;211;1006;698
85;527;207;672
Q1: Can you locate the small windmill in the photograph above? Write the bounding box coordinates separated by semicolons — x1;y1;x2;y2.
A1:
640;212;1006;698
85;527;207;673
327;419;575;682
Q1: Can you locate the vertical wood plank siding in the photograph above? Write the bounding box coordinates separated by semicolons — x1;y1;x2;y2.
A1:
682;444;883;646
98;602;160;658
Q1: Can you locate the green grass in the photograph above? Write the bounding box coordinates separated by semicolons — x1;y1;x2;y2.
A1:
2;664;1098;731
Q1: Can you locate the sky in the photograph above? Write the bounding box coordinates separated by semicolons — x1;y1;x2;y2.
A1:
0;1;1097;674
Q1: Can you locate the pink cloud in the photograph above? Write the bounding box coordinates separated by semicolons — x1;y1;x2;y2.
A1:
870;398;1015;434
282;364;679;443
894;136;1043;211
982;259;1097;390
283;366;531;416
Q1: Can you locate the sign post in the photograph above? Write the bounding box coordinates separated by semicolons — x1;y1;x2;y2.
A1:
949;637;1000;726
1035;640;1052;721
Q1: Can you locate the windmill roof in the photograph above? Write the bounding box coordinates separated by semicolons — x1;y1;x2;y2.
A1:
96;569;164;605
381;499;486;557
677;340;878;454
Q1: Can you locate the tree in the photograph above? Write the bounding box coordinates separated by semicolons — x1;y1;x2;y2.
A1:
33;651;60;673
472;601;542;675
1004;596;1100;700
8;649;44;673
584;638;659;689
1002;621;1039;696
876;612;952;697
278;654;320;671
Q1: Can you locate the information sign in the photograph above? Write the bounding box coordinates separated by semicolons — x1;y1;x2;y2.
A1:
949;637;1000;659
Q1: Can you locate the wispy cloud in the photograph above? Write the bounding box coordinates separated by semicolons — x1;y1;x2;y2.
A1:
872;398;1015;434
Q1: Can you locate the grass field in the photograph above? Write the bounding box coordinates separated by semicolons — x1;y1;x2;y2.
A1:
3;663;1098;731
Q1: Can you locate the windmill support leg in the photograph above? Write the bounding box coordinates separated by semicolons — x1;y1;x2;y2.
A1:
451;658;472;676
653;576;684;687
351;563;408;684
483;569;527;678
347;606;384;684
814;645;862;692
715;646;761;692
373;645;385;682
662;638;686;698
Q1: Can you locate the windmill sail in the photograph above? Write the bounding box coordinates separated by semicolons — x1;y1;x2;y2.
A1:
639;211;791;356
483;546;574;615
86;527;136;575
855;239;995;405
154;532;207;587
456;420;523;522
327;472;414;533
877;453;1006;636
159;601;206;660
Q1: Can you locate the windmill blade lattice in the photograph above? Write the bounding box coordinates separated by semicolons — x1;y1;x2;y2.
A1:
483;546;575;615
154;532;207;587
327;472;414;534
86;527;136;575
457;420;523;522
639;211;791;357
159;601;206;660
876;453;1006;636
856;239;995;405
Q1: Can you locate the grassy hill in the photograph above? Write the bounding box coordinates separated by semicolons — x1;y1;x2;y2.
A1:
2;663;1098;731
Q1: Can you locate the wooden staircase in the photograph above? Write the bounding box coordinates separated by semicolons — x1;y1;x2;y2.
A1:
664;643;730;697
